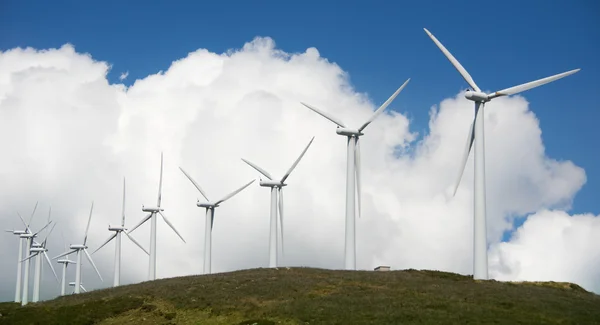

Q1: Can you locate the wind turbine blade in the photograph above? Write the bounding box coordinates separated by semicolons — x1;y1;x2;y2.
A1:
452;103;479;197
17;212;28;231
4;229;14;232
43;252;59;283
91;233;117;255
300;102;346;128
280;136;315;183
84;249;103;282
179;167;210;201
240;159;273;180
214;180;255;205
34;220;52;236
21;253;38;262
41;222;57;246
278;188;284;259
358;79;411;132
124;231;149;255
157;152;163;207
158;211;186;243
28;201;39;228
48;206;51;223
53;249;77;260
355;137;362;218
424;28;481;92
487;69;580;100
122;177;126;226
83;202;94;245
81;285;88;293
126;213;152;235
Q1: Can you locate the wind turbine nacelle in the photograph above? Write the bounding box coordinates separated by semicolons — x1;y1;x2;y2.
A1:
142;206;163;212
259;180;285;187
69;244;86;250
12;230;26;235
20;233;35;238
464;91;489;102
336;128;363;137
29;247;45;252
108;225;126;232
57;259;73;264
197;202;216;208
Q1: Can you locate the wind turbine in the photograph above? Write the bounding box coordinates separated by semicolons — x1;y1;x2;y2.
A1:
300;79;410;270
68;281;87;293
240;136;315;268
127;153;186;281
53;202;103;294
92;177;149;287
19;203;52;306
423;28;580;280
56;231;75;296
4;203;38;303
179;167;255;274
22;221;59;303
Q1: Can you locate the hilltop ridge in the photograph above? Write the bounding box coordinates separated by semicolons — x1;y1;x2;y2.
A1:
1;267;599;324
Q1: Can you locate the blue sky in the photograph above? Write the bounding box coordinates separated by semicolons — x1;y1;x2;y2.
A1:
1;0;598;230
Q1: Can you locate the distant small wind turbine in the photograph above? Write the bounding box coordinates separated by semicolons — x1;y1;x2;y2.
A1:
22;217;59;303
53;202;103;294
179;167;255;275
92;177;149;287
56;231;75;296
300;78;410;270
241;136;315;268
127;153;186;281
423;27;580;280
68;281;87;293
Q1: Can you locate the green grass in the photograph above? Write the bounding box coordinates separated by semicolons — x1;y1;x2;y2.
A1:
1;267;599;324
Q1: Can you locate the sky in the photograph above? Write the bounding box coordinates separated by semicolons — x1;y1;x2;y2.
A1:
1;0;599;302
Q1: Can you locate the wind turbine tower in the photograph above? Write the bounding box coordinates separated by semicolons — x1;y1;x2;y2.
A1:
179;167;255;275
127;153;186;281
300;79;410;270
53;202;103;294
92;177;149;287
241;136;315;268
423;28;580;280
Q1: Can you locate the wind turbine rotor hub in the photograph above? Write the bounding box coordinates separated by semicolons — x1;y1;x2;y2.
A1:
336;128;363;137
141;206;163;212
464;91;489;102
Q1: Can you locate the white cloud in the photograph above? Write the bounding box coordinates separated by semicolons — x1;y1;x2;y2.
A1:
119;71;129;81
0;38;597;302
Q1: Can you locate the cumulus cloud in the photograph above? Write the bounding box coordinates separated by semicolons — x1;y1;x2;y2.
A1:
0;37;597;302
119;71;129;81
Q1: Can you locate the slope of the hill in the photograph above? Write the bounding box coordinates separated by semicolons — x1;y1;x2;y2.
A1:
1;267;599;325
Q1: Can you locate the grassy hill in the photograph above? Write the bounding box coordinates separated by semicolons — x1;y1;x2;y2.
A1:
1;267;599;325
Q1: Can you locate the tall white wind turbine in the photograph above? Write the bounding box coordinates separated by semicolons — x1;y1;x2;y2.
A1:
300;79;410;270
56;231;75;296
22;220;59;303
179;167;255;275
423;28;580;280
240;136;315;268
127;153;186;281
4;203;38;303
92;177;149;287
53;202;103;294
